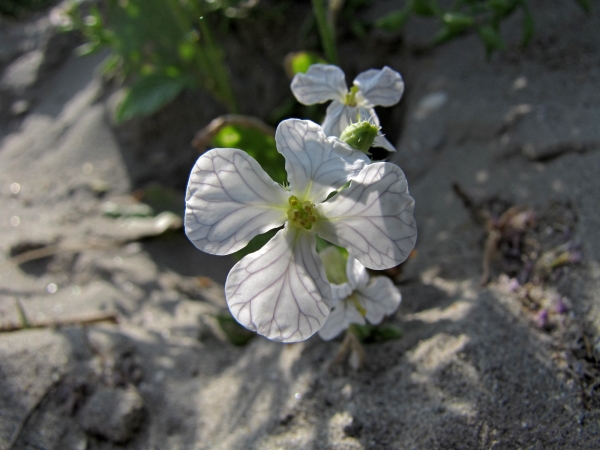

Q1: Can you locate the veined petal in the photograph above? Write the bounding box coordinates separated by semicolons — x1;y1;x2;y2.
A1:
357;276;402;325
225;226;332;343
315;162;417;270
291;64;347;105
185;148;288;255
322;102;353;137
276;119;368;203
354;66;405;107
322;104;375;138
346;257;369;290
318;299;365;341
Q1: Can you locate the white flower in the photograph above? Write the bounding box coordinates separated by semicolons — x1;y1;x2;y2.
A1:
291;64;404;152
319;257;402;341
185;119;416;343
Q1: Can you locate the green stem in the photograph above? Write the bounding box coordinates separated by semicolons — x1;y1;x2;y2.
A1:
165;0;237;112
198;19;238;113
311;0;339;65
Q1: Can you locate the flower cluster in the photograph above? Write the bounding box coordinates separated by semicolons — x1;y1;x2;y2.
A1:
318;250;402;340
291;64;405;151
185;65;416;343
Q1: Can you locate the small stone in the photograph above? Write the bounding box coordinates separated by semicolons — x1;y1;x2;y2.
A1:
11;100;30;116
78;385;145;443
0;50;44;92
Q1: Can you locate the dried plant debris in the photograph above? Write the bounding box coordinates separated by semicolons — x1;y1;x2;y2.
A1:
566;331;600;409
454;183;600;407
452;183;579;286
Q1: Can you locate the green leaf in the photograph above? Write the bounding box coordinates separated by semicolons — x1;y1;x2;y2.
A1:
477;24;505;57
432;12;475;45
350;323;375;342
487;0;514;16
116;73;191;122
216;313;256;346
350;323;403;342
576;0;591;14
521;8;534;47
212;124;287;185
442;12;475;32
410;0;440;17
371;325;403;342
375;9;410;32
101;53;121;76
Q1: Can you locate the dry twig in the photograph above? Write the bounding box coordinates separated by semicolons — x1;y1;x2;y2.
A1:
1;310;118;333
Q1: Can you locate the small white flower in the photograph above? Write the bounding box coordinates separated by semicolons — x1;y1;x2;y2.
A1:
291;64;405;151
185;119;416;343
319;257;402;341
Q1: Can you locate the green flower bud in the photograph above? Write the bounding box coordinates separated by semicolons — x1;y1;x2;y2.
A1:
339;120;380;154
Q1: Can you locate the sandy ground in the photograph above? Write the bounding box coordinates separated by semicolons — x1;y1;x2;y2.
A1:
1;1;599;449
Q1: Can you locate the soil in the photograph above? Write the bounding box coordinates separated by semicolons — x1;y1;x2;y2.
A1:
1;0;599;449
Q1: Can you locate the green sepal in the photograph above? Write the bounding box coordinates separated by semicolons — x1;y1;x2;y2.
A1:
339;121;379;154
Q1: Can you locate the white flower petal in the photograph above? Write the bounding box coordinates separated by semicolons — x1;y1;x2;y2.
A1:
291;64;348;105
318;298;365;341
354;66;405;107
225;226;332;343
373;134;396;152
322;104;375;138
322;102;354;137
331;282;353;302
315;162;417;270
185;148;288;255
357;276;401;325
346;257;369;290
276;119;368;203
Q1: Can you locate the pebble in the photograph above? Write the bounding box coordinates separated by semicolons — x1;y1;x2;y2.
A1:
78;385;145;443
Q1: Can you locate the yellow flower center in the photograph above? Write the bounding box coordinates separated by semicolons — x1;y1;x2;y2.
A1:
349;293;367;316
287;196;318;230
344;86;359;107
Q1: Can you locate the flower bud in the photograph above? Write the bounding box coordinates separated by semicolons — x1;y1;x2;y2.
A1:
339;120;380;154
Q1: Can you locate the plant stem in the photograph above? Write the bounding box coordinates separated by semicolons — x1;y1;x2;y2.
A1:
311;0;339;65
198;19;238;113
165;0;237;112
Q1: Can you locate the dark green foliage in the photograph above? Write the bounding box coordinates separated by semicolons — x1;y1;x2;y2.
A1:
65;0;238;120
116;73;193;122
374;0;592;56
576;0;591;14
351;323;403;342
375;8;410;32
0;0;56;18
211;124;286;185
216;313;256;346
